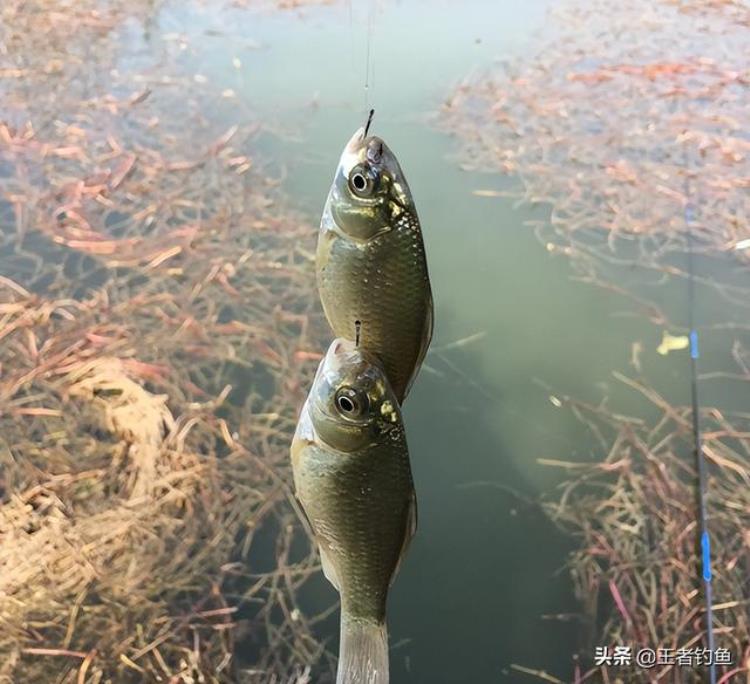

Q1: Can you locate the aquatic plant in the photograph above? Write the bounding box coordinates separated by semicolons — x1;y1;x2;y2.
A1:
542;377;750;682
440;0;750;680
440;0;750;325
0;1;336;681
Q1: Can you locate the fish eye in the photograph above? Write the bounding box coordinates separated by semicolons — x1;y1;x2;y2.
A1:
348;165;377;197
352;173;367;191
334;386;368;417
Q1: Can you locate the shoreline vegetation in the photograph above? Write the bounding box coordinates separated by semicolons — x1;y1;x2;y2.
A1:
1;1;335;681
440;0;749;681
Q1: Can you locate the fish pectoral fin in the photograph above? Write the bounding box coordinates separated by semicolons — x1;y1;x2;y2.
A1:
291;493;315;540
292;494;341;592
390;489;418;586
319;545;341;592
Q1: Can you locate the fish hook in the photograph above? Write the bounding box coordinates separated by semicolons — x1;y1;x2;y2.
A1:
364;109;375;137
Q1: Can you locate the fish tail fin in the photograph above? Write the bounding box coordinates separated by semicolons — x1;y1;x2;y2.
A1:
336;615;389;684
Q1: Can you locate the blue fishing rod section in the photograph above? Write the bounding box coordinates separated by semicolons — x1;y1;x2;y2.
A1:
683;173;716;684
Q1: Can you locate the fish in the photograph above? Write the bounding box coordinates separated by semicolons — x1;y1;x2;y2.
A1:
316;125;433;403
291;338;416;684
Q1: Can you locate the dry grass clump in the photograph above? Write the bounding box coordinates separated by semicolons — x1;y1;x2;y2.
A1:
0;140;328;682
65;357;175;496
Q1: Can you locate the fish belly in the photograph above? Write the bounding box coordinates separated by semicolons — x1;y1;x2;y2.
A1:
292;440;413;622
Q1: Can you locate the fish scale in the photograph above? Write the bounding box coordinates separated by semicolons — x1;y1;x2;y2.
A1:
317;209;432;403
294;432;413;621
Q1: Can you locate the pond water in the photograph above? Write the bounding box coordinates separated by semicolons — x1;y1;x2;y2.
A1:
156;2;649;679
115;0;749;681
5;0;747;681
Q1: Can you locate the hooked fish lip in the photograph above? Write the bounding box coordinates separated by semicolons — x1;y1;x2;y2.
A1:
320;338;358;374
329;338;357;358
345;127;366;153
366;139;384;164
321;338;382;384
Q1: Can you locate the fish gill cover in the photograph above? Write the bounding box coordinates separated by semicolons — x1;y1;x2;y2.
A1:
440;0;749;681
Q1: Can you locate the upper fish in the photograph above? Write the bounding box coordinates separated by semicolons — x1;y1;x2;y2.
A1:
316;126;434;404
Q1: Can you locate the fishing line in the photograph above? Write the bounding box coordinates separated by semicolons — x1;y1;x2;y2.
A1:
364;0;375;113
682;150;717;684
348;0;356;89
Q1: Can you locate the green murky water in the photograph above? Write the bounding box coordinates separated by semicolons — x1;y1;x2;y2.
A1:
157;2;636;679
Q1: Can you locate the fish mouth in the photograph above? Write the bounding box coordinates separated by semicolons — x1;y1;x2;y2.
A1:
345;127;366;154
324;337;361;371
339;130;404;214
336;128;368;186
345;129;385;164
366;138;384;165
320;338;380;400
309;339;360;398
326;337;382;367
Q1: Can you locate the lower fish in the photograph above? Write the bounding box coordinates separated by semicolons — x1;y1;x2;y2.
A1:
291;338;416;684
